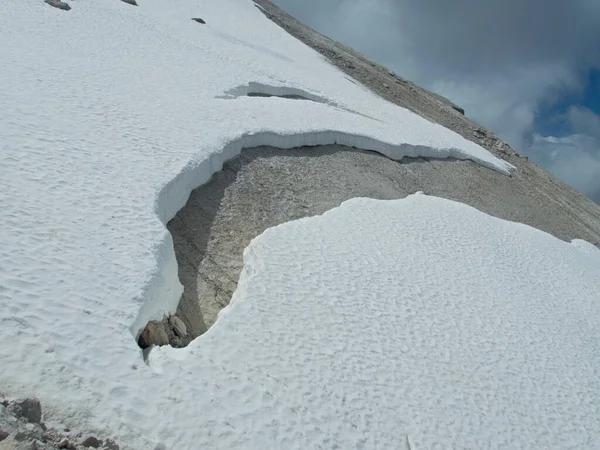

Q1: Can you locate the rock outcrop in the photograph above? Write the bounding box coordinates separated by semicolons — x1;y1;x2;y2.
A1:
44;0;71;11
137;321;169;348
137;315;191;349
7;399;42;425
169;315;187;339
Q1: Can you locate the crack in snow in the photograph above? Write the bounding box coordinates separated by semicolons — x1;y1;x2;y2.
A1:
131;130;513;343
219;81;385;122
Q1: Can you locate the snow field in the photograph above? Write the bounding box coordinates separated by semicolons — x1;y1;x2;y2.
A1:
5;0;589;448
151;194;600;449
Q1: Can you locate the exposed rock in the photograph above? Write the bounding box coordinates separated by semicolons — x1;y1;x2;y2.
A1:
102;438;119;450
137;315;193;349
14;426;42;443
19;423;43;440
58;439;77;450
427;91;465;116
8;399;42;424
170;335;183;348
451;105;465;115
164;316;190;348
0;408;17;438
169;316;187;338
0;433;35;450
80;436;101;448
41;430;57;442
44;0;71;11
0;425;43;449
0;399;120;450
120;0;138;5
192;18;206;24
137;320;169;349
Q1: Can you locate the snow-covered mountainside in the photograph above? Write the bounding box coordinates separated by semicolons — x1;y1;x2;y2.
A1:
0;0;599;449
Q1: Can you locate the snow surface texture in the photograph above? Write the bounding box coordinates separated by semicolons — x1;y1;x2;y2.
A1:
571;239;600;260
0;0;574;448
0;0;510;340
159;196;600;448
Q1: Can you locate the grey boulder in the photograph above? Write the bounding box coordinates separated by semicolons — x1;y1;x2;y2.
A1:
169;316;187;338
7;399;42;424
80;436;102;448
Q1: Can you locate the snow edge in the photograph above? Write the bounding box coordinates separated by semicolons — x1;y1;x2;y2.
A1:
130;130;513;338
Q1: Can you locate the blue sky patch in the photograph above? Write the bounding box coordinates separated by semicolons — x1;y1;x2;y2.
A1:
535;68;600;137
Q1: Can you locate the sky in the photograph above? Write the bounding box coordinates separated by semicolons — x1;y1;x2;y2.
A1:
271;0;600;204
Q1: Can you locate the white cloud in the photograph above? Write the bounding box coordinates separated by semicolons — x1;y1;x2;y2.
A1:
530;110;600;202
568;105;600;141
430;63;577;150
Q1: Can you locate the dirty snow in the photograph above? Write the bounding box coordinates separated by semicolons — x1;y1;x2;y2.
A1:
1;0;597;448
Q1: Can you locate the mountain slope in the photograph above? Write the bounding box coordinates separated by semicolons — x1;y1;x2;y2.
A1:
0;0;599;449
169;0;600;335
252;0;600;241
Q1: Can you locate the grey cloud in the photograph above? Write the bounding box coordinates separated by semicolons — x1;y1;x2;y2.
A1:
568;106;600;141
530;132;600;203
389;0;600;73
272;0;600;202
273;0;600;77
